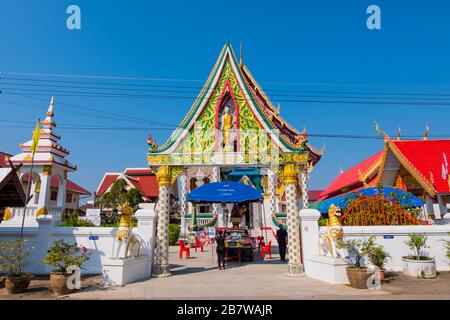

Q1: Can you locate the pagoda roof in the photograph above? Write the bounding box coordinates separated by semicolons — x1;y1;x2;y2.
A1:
10;97;76;171
148;42;322;166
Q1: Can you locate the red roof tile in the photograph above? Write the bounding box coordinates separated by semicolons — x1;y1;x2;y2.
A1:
124;168;153;176
95;170;159;200
96;173;120;197
127;174;159;199
308;190;324;202
320;151;382;200
391;140;450;193
21;174;90;195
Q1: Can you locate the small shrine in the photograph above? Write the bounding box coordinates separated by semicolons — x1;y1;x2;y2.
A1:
147;42;323;277
4;97;77;226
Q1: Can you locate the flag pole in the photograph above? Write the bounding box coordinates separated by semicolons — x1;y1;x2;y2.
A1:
17;118;40;274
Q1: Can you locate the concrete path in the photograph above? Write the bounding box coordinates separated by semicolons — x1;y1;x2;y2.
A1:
67;246;449;300
1;246;449;299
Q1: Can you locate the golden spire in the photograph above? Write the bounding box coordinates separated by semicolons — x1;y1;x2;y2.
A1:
47;96;55;117
423;122;430;140
375;121;390;142
397;125;401;141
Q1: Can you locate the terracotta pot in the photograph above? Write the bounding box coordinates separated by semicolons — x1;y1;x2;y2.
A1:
5;274;33;294
50;272;73;296
345;267;373;289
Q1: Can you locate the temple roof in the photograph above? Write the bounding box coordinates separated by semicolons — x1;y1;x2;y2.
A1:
96;168;159;201
147;42;322;167
320;151;383;200
377;139;450;195
10;97;76;171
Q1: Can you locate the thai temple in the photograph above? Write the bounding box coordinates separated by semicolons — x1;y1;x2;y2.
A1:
146;42;323;276
3;97;89;226
320;124;450;222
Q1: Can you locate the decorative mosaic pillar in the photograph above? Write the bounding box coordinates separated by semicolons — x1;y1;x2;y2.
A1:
179;174;188;237
284;164;304;276
153;166;172;277
267;167;277;214
300;169;309;209
212;166;220;215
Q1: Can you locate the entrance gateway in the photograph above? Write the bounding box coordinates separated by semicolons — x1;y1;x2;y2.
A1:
147;41;323;277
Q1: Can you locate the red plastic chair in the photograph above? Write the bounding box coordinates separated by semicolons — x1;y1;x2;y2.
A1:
179;240;190;259
260;240;272;260
257;236;265;251
193;237;204;252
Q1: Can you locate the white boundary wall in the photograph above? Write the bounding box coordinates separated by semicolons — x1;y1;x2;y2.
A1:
0;207;157;275
300;209;450;276
335;225;450;271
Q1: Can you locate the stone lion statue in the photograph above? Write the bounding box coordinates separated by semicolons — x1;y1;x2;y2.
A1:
318;204;344;258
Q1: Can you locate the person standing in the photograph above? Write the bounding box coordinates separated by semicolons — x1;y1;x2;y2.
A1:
216;230;226;270
276;225;288;262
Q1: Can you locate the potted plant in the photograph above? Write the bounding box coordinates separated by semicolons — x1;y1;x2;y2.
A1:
0;239;33;294
367;245;390;280
43;240;90;296
402;234;436;278
336;236;376;289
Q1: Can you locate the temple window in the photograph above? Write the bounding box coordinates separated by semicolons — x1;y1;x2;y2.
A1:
50;190;58;201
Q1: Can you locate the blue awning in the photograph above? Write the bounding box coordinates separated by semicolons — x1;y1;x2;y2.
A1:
187;181;263;204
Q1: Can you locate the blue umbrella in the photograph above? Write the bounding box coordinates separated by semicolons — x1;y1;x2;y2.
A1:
187;181;263;203
317;187;424;213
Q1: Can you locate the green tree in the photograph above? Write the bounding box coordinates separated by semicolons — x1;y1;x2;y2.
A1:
95;179;143;212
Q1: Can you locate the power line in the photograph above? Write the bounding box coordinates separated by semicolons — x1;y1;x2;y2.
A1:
3;81;450;101
5;88;450;107
4;71;450;88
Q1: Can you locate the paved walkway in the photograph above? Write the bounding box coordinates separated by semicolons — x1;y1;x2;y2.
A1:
1;246;449;299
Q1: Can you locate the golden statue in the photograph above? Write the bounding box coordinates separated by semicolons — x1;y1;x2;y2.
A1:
221;106;234;152
114;201;141;259
318;204;344;258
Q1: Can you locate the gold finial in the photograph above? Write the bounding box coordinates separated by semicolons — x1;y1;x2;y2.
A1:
397;125;401;141
423;122;430;140
375;121;389;142
239;41;243;66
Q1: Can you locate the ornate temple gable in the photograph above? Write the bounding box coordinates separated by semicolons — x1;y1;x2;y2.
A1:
147;42;320;166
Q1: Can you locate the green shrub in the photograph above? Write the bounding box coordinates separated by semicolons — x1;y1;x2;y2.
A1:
169;224;181;246
318;217;328;226
60;217;95;227
43;240;90;273
0;240;31;276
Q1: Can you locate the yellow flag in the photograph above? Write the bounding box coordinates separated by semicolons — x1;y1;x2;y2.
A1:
30;119;41;155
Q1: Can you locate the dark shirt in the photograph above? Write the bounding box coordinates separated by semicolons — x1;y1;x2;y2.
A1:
216;235;225;251
276;228;288;246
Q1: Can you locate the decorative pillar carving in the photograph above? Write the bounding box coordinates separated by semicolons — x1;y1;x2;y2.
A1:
153;166;172;277
267;167;277;214
179;174;188;237
300;168;309;209
283;164;304;276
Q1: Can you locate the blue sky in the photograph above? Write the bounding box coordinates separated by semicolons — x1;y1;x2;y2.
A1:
1;0;450;194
